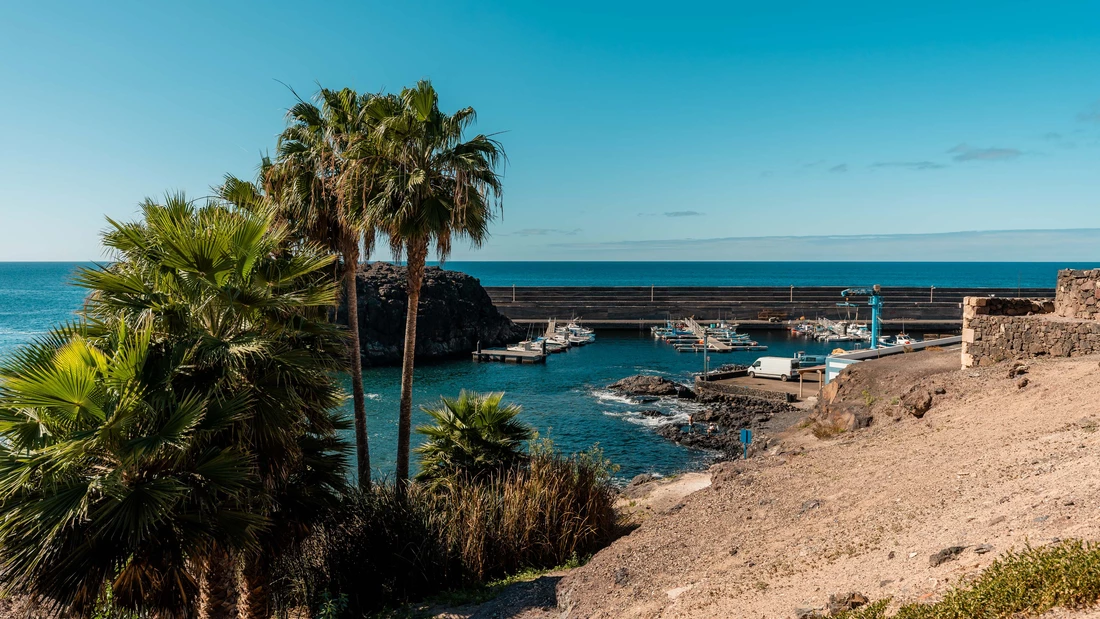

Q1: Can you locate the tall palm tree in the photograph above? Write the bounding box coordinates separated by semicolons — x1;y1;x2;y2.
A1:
415;391;532;487
362;81;505;484
269;87;376;488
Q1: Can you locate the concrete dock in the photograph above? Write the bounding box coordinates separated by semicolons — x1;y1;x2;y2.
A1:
471;348;547;364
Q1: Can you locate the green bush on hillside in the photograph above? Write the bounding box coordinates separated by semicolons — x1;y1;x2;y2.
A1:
836;540;1100;619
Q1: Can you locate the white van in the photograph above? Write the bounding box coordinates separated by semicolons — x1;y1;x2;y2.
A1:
747;357;798;381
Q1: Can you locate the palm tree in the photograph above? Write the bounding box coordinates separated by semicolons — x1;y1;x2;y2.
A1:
361;80;505;484
415;391;532;486
0;194;351;618
0;319;261;617
269;87;376;488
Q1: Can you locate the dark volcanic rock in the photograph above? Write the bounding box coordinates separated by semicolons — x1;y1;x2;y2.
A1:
347;262;524;366
929;546;966;567
608;375;695;399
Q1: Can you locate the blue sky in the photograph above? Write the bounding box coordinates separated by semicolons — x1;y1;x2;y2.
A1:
2;1;1099;261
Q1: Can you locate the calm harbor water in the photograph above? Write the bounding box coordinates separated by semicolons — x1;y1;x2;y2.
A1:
0;260;1089;480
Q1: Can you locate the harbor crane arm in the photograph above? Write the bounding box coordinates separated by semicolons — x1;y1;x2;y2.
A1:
840;285;882;298
838;285;884;349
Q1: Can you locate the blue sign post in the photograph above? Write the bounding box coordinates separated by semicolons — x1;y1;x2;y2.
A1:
739;428;752;460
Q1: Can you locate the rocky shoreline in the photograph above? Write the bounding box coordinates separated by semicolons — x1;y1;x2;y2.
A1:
608;374;795;459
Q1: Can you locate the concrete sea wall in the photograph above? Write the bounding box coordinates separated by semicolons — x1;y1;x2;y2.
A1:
485;285;1054;328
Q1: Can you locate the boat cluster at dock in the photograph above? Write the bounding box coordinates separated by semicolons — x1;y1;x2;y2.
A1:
508;319;596;354
789;318;918;346
651;317;768;353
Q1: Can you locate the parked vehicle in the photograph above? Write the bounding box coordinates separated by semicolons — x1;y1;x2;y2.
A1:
747;356;799;381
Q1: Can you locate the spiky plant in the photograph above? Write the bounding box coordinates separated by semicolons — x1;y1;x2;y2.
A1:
0;195;350;618
414;391;531;486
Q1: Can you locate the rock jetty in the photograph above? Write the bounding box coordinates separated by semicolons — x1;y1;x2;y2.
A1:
655;393;793;456
608;375;696;399
346;262;524;366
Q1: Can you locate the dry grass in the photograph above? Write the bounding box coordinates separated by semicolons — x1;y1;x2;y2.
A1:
273;448;618;617
440;446;618;580
810;418;847;439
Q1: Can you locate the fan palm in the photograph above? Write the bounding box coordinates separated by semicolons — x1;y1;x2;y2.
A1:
0;318;262;617
360;80;505;484
268;87;376;488
0;194;351;618
414;391;532;486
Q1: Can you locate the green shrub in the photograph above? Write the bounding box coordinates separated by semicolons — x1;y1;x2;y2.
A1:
834;540;1100;619
415;391;533;486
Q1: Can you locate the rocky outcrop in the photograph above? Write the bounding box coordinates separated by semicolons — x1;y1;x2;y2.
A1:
347;262;524;366
608;375;696;399
655;393;791;457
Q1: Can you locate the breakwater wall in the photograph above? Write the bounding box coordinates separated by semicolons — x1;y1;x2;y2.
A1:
484;285;1054;329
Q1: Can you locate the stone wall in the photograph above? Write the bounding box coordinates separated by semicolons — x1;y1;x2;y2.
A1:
1055;269;1100;320
961;269;1100;368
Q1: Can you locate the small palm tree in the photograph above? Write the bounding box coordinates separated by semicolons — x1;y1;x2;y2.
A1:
361;81;506;485
415;391;532;486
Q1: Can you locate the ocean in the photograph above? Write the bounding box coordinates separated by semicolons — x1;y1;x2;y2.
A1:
0;261;1091;481
437;261;1096;288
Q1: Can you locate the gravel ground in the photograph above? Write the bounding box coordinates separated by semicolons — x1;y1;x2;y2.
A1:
543;350;1100;618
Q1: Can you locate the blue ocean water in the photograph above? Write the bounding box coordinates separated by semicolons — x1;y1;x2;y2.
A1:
0;260;1088;480
439;261;1097;288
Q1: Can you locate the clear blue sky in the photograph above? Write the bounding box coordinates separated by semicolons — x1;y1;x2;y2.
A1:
2;1;1099;261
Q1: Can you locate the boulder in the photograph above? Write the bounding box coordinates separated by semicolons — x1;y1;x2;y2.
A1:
929;546;966;567
345;262;524;366
827;592;869;615
902;389;933;418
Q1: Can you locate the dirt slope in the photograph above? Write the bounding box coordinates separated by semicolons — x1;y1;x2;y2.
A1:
554;350;1100;618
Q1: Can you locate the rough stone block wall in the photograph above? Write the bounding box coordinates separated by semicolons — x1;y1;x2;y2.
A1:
961;269;1100;368
1055;269;1100;320
962;314;1100;367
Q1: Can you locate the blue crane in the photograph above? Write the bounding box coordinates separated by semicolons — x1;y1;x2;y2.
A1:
839;285;883;349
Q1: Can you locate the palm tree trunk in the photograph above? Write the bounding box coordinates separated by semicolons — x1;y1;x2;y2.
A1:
197;549;235;619
236;552;269;619
396;239;428;485
345;248;371;488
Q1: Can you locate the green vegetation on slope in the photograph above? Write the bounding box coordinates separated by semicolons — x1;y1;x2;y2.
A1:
837;540;1100;619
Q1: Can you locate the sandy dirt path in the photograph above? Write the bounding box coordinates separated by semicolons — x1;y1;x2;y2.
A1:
554;351;1100;618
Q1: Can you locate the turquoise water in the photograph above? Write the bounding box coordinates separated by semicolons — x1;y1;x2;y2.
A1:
0;260;1083;480
355;329;844;480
